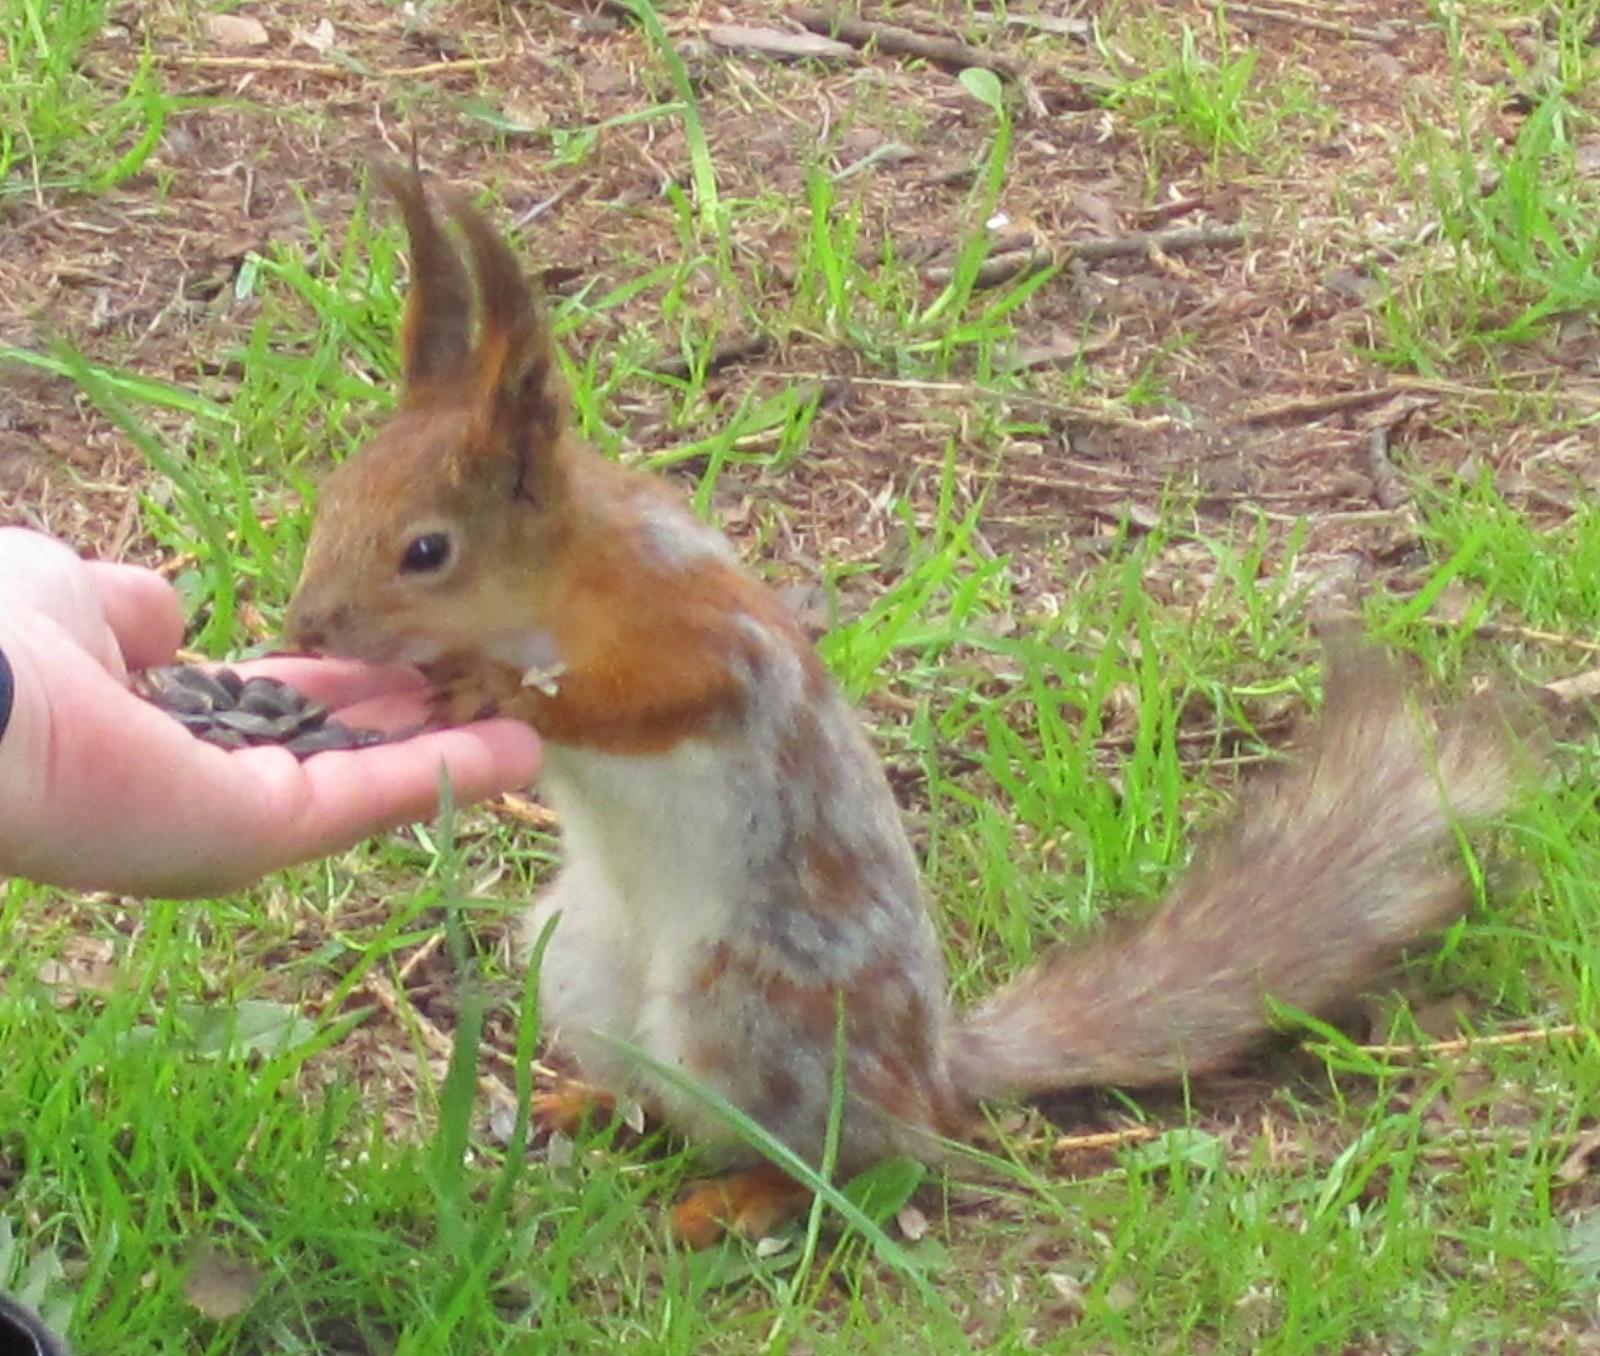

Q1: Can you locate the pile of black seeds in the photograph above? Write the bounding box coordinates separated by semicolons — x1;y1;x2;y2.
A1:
135;665;392;759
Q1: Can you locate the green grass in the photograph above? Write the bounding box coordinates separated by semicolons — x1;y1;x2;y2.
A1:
0;0;169;195
6;0;1600;1350
1098;15;1337;174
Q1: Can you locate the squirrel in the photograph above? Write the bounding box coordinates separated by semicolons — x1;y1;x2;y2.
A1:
284;170;1525;1248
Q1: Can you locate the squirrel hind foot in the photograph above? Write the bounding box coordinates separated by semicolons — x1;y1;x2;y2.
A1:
670;1165;813;1250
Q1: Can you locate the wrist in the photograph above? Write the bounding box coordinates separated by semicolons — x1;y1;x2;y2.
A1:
0;614;49;882
0;637;12;746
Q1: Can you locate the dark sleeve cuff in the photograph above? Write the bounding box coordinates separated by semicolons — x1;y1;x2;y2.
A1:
0;641;12;745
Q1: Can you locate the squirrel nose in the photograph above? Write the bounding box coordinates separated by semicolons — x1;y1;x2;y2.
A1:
286;599;355;654
286;602;336;654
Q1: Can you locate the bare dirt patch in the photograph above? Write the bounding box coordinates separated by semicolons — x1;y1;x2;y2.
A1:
7;1;1583;576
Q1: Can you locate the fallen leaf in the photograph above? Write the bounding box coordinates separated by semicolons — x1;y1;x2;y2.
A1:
294;18;336;55
1326;266;1383;305
182;1247;262;1321
205;14;269;49
1124;1127;1227;1172
1543;668;1600;704
584;63;632;96
1073;190;1122;235
896;1204;929;1241
35;937;118;1005
1566;1208;1600;1290
1045;1270;1087;1316
1005;326;1118;372
1102;1277;1139;1313
486;1101;518;1146
118;999;317;1059
1559;1125;1600;1185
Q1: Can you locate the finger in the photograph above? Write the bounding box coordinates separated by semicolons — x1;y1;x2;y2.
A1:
284;719;540;844
0;529;120;667
42;703;541;896
232;656;429;707
212;719;542;858
323;690;435;733
84;562;185;672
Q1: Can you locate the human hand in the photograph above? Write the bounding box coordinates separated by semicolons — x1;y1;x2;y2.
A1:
0;528;542;897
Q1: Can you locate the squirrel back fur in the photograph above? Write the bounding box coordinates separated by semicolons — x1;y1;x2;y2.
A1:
286;173;1524;1201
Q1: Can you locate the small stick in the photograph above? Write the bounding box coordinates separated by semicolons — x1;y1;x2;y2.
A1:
1357;1023;1586;1059
498;792;560;831
1367;423;1407;510
1054;1126;1159;1154
1226;3;1400;46
1070;222;1247;264
922;247;1053;289
650;333;772;380
1242;385;1402;426
395;930;447;985
1417;615;1600;656
790;6;1027;77
770;370;1178;430
162;54;506;79
511;180;585;232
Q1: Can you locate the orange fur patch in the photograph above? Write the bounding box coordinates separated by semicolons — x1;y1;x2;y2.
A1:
670;1164;813;1249
500;463;806;755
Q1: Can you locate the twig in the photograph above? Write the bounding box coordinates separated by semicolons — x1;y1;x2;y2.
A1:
1226;3;1400;45
1242;385;1404;427
922;247;1054;289
511;180;586;232
791;5;1026;77
1054;1126;1159;1154
497;792;559;831
1556;1124;1600;1184
1368;424;1406;510
771;371;1178;430
1417;615;1600;656
649;333;772;380
161;53;506;79
1069;223;1247;264
395;930;446;985
1356;1023;1586;1060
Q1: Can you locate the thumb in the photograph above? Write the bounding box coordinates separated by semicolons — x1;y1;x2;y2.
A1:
84;562;185;672
0;529;123;672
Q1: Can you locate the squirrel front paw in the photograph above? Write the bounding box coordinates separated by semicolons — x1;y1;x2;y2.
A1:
422;655;524;725
532;1080;618;1138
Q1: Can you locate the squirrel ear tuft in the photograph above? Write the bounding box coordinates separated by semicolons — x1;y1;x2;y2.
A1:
448;196;571;505
373;160;474;396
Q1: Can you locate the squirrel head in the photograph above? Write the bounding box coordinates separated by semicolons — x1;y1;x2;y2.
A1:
285;167;574;667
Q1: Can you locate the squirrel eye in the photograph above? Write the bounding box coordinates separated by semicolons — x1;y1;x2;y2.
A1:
400;532;452;575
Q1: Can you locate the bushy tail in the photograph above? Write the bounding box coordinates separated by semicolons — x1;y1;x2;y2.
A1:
950;646;1526;1103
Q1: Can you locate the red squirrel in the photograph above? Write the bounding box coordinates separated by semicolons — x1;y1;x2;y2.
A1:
285;171;1524;1246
